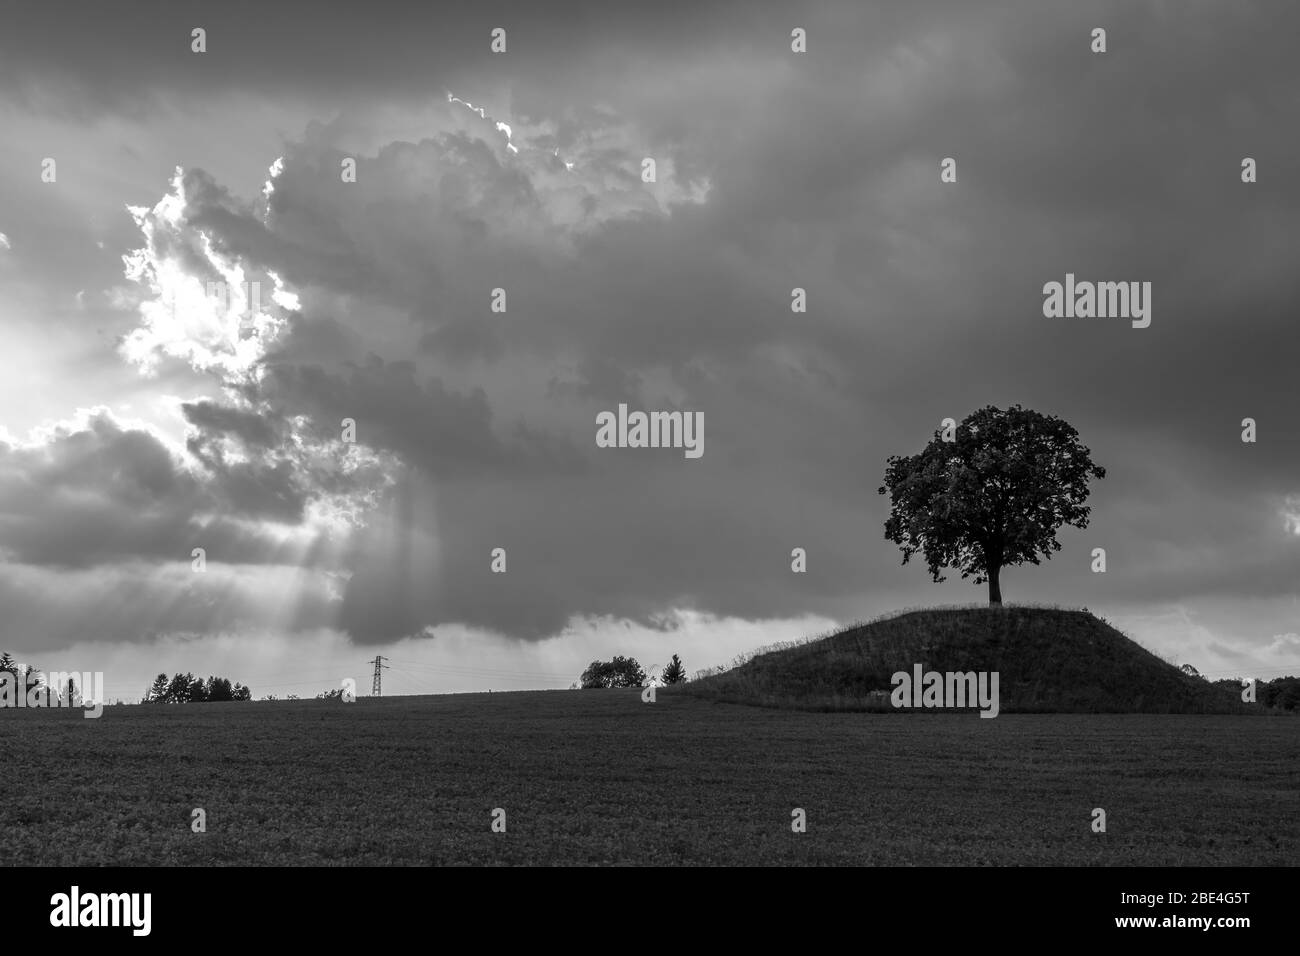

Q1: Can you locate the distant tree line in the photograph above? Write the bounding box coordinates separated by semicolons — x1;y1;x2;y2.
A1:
579;654;688;689
1209;675;1300;712
144;672;252;703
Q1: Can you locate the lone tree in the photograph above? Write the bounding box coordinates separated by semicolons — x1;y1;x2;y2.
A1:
661;654;687;685
878;405;1105;605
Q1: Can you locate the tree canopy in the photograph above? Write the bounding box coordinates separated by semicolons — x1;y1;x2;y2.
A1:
878;405;1105;604
580;656;648;688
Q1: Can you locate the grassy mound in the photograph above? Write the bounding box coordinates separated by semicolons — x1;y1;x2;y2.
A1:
685;606;1252;714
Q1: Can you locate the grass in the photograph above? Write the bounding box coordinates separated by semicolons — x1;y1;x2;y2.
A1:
685;605;1254;713
1;689;1295;865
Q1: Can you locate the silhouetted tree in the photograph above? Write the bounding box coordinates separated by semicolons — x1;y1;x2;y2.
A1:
580;655;647;688
205;676;233;702
165;672;192;703
1262;676;1300;711
879;405;1105;604
148;674;169;702
187;676;208;703
661;654;687;685
0;653;17;679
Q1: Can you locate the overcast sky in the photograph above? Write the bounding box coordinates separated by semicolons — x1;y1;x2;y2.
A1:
1;0;1297;700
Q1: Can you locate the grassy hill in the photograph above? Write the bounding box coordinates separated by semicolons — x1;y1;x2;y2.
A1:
685;605;1253;714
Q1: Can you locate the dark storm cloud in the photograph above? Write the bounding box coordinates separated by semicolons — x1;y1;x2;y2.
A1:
546;355;645;407
0;0;827;103
4;0;1298;648
258;357;585;481
0;560;343;649
0;413;310;567
182;400;279;448
187;3;1300;635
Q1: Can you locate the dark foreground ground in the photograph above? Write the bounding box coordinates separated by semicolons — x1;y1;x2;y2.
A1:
2;689;1295;865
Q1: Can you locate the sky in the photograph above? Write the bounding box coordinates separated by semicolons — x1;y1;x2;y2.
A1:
1;0;1297;701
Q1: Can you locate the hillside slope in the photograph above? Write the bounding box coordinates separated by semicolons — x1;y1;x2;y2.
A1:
686;606;1252;714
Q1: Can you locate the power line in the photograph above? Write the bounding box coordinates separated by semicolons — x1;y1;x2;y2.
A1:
384;658;572;679
384;667;441;695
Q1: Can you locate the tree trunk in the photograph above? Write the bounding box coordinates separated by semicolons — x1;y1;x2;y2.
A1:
987;564;1003;605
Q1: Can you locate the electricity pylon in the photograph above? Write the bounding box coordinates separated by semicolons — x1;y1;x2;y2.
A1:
368;655;389;697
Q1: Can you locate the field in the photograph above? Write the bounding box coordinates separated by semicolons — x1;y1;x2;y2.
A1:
2;689;1296;866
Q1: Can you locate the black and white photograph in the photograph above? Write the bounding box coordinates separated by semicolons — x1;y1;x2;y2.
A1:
0;0;1294;937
